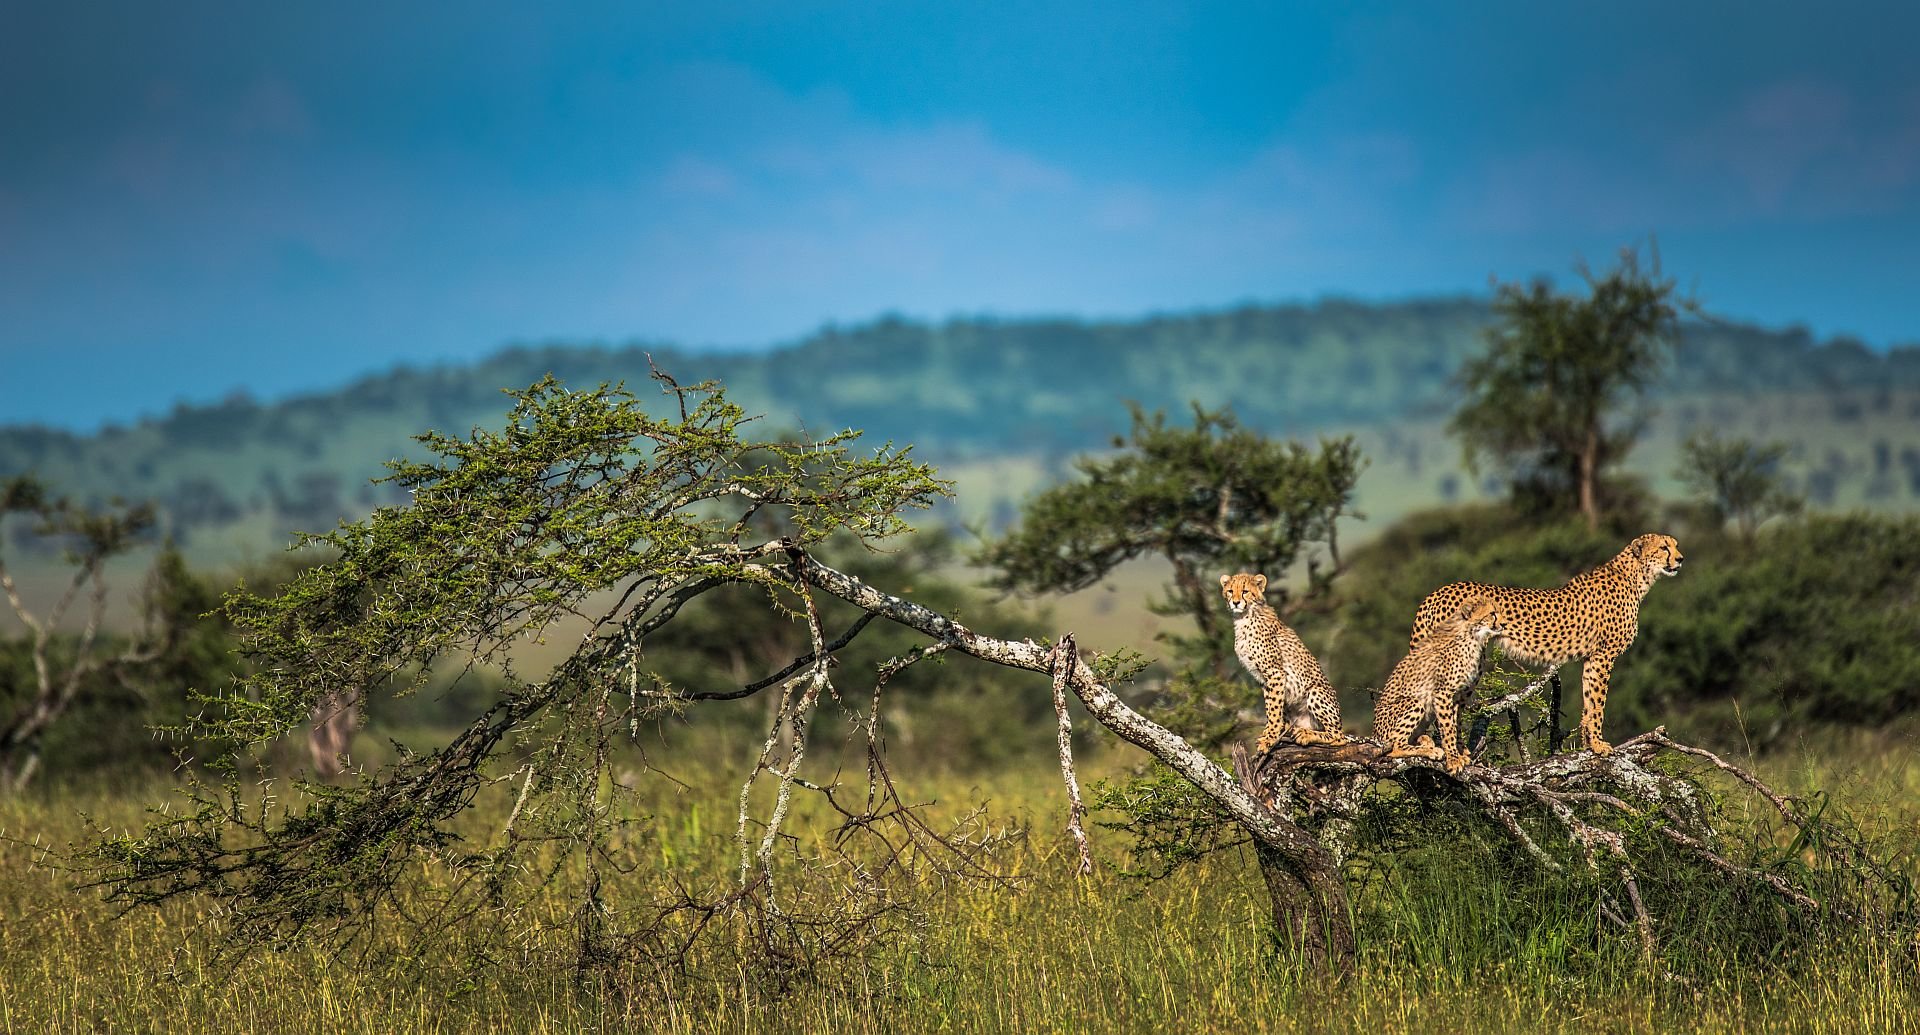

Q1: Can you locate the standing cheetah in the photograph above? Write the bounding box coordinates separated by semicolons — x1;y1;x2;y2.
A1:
1373;596;1503;774
1408;533;1684;756
1221;573;1346;754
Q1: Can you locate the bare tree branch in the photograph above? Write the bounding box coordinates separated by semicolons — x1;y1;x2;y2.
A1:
1049;635;1093;876
681;612;879;702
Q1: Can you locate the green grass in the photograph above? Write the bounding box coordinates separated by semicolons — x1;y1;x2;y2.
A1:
2;727;1917;1034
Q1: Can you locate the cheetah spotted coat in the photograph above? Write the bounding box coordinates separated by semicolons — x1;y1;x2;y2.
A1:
1221;573;1346;754
1407;533;1684;755
1373;596;1502;774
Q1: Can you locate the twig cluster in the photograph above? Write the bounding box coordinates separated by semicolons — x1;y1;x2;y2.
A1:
1249;720;1897;958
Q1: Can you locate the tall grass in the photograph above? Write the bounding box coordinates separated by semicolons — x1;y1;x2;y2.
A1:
2;735;1916;1034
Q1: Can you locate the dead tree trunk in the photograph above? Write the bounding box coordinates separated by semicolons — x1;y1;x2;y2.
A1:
1229;743;1356;965
1579;424;1601;530
1253;841;1356;965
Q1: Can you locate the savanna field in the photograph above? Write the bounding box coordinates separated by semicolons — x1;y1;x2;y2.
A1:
6;263;1920;1035
2;724;1918;1034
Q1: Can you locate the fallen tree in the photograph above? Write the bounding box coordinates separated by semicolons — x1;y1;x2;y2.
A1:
1238;721;1889;964
74;370;1906;983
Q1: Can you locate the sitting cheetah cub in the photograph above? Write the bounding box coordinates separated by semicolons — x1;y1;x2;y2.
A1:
1372;596;1503;774
1220;573;1346;754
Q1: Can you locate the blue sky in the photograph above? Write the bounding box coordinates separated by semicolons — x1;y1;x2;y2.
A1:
4;2;1918;429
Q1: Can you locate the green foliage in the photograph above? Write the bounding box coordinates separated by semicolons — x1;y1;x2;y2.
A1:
1136;672;1257;752
1622;515;1920;743
0;476;174;789
1;473;155;561
1343;782;1895;984
208;373;943;748
1450;245;1690;527
1089;763;1241;879
980;402;1361;651
1677;431;1805;539
80;369;957;962
636;530;1061;772
0;547;249;784
978;402;1363;746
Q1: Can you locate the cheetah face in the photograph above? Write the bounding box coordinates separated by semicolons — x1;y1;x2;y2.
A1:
1635;533;1685;578
1219;573;1268;616
1457;596;1505;643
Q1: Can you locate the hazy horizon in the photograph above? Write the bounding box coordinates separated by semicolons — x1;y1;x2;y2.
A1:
11;291;1910;436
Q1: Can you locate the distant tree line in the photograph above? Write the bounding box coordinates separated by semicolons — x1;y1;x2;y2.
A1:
5;290;1920;557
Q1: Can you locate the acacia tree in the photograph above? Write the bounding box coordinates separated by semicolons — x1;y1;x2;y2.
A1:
978;403;1364;671
1676;431;1804;541
1451;246;1690;529
79;371;1894;981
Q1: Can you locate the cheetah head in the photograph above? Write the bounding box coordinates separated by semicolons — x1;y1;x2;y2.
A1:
1219;573;1268;616
1455;595;1505;643
1632;533;1685;578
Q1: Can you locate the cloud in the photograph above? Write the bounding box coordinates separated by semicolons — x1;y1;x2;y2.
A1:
580;81;1440;336
1676;79;1858;213
1430;78;1920;245
1440;147;1669;238
658;156;741;199
1661;79;1920;222
841;122;1076;196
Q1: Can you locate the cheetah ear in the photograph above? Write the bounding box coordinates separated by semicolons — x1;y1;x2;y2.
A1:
1632;534;1656;559
1219;574;1231;588
1252;574;1267;593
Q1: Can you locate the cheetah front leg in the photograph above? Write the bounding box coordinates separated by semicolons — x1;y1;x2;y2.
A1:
1255;714;1286;756
1578;647;1620;756
1255;681;1289;755
1435;683;1470;774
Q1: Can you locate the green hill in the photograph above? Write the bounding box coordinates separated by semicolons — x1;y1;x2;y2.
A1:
6;299;1920;569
